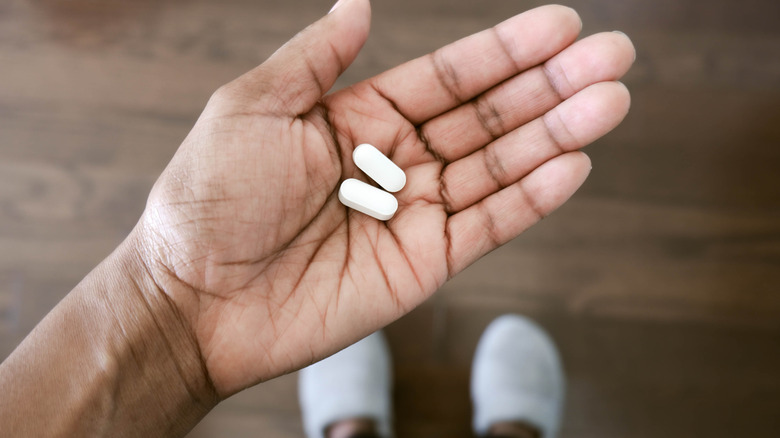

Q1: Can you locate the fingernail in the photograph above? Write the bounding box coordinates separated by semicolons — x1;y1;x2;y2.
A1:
329;0;346;13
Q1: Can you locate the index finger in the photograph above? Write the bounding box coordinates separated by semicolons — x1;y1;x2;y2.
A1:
369;5;582;125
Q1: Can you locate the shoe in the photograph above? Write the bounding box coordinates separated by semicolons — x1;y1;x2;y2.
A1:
298;331;393;438
471;315;565;438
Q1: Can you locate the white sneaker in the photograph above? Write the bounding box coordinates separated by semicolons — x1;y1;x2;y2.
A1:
471;315;565;438
298;331;393;438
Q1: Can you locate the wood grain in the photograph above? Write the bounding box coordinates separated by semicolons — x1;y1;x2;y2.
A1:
1;0;779;437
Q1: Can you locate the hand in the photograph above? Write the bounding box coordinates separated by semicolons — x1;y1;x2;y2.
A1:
136;1;634;396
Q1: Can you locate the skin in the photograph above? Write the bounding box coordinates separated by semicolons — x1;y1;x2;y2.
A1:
0;1;635;436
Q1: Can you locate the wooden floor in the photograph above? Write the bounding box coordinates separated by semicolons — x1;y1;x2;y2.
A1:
2;0;780;437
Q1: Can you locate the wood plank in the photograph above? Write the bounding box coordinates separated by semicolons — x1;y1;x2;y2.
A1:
2;0;780;436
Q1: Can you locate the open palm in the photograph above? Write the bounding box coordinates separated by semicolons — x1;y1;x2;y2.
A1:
138;1;634;396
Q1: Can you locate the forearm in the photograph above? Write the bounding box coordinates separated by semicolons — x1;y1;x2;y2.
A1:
0;230;218;437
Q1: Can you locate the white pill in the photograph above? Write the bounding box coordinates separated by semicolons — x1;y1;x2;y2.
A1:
352;143;406;193
338;178;398;221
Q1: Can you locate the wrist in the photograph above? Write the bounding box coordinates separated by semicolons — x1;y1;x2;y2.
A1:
0;227;218;437
95;228;219;434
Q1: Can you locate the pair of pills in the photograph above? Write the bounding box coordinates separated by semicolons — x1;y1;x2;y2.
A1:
339;144;406;221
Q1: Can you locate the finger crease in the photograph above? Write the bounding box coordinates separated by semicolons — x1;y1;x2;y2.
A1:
542;63;567;102
369;81;406;120
482;146;508;191
517;181;546;222
430;52;466;105
472;99;503;140
491;27;522;73
439;173;455;214
326;39;348;77
417;125;447;166
304;55;325;99
478;201;503;248
542;111;575;154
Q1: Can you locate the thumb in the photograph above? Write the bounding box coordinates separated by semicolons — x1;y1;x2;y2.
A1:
227;0;371;117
